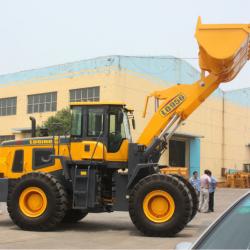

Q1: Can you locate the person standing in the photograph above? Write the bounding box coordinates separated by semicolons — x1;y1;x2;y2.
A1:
189;171;200;196
198;169;211;213
208;170;217;212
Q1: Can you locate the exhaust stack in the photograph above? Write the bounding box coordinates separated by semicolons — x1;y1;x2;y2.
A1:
29;116;36;138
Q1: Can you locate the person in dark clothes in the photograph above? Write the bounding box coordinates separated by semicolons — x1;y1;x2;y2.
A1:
207;170;217;212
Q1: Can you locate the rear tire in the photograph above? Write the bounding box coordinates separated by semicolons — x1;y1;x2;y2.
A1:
62;209;88;223
171;174;198;221
7;172;68;231
129;174;193;237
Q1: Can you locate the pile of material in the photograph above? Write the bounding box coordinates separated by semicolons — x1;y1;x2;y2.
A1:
161;167;189;178
225;172;250;188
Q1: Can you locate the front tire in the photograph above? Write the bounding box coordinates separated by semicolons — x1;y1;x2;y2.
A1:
129;174;193;237
7;172;68;231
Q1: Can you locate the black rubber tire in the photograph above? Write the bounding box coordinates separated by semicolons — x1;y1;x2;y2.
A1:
128;174;193;237
7;172;68;231
171;174;198;222
62;209;88;223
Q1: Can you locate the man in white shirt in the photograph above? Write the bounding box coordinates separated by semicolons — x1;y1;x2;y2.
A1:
198;169;211;213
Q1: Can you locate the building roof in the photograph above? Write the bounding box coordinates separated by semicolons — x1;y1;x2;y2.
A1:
0;55;201;87
174;132;204;139
12;127;31;133
0;55;224;99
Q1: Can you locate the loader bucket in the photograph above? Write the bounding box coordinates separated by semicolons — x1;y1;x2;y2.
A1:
195;17;250;82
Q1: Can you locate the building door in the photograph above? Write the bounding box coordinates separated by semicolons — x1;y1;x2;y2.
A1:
169;140;186;167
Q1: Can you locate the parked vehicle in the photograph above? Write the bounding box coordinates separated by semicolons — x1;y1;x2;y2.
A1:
176;191;250;249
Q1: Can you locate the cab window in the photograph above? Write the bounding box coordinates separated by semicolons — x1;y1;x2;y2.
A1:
12;150;24;173
71;106;82;137
108;109;126;152
33;148;54;170
87;108;104;137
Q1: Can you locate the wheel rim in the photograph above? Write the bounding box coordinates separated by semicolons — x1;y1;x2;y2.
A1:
143;190;175;223
19;187;47;218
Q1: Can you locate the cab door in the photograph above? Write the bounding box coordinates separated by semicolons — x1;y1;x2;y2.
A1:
106;107;130;162
70;105;106;161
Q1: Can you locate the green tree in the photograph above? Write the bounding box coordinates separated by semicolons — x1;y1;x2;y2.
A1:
41;107;71;136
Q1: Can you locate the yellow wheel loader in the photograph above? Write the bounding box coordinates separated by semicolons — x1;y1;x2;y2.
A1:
0;18;249;236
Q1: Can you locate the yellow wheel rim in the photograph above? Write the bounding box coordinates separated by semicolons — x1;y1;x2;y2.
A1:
143;190;175;223
19;187;47;218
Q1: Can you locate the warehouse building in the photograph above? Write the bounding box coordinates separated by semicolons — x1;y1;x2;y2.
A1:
0;55;249;180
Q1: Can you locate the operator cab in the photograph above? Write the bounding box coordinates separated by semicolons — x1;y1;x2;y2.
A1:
70;102;133;153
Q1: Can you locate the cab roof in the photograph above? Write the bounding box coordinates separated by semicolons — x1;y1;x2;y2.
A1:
70;101;126;106
70;102;134;112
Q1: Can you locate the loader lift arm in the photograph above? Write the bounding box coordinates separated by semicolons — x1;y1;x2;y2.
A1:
138;17;250;160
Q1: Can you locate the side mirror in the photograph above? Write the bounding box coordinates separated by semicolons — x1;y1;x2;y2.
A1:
132;118;136;130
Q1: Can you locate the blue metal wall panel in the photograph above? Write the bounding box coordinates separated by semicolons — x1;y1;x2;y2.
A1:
189;138;200;177
224;88;250;106
119;56;200;84
0;56;120;85
0;55;200;85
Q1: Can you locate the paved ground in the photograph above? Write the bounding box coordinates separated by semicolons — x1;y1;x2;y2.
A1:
0;188;248;249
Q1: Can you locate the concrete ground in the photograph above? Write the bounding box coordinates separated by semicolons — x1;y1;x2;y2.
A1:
0;188;248;249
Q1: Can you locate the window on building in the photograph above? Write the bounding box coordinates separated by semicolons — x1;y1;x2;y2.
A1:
0;97;17;116
12;150;24;173
169;140;186;167
27;92;57;113
33;148;54;170
0;135;15;143
69;86;100;102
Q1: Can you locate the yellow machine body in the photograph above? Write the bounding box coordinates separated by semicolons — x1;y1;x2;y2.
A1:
0;138;129;179
0;101;130;179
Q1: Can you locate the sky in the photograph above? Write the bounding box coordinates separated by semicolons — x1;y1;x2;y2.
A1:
0;0;249;91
